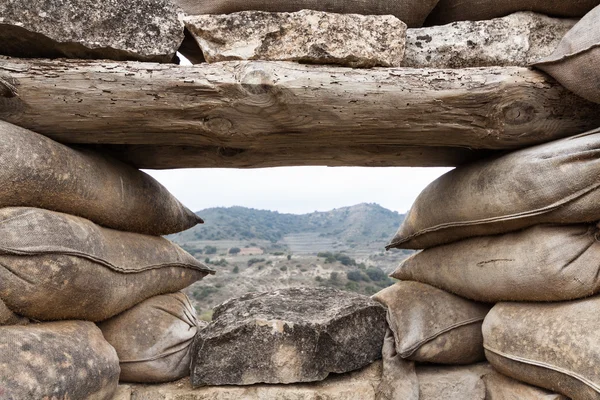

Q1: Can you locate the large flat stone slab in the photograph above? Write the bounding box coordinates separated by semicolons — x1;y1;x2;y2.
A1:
404;12;576;68
119;363;381;400
116;362;566;399
190;287;387;386
0;0;184;62
184;10;406;68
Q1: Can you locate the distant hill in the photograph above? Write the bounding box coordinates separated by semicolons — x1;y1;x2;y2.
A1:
170;203;404;249
171;203;409;318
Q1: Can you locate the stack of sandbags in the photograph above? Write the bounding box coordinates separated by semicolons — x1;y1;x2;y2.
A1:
0;120;214;398
383;127;600;399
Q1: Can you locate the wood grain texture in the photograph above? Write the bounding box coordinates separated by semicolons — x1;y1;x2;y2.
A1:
1;57;599;168
88;143;492;169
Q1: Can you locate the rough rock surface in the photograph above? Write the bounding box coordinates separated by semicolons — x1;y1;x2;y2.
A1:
404;12;576;68
184;10;406;67
0;0;184;62
117;362;565;399
119;363;381;400
417;364;491;399
172;0;438;28
191;287;387;386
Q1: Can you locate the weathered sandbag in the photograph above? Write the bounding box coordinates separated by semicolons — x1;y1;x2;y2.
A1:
484;300;600;400
425;0;600;25
0;207;213;321
392;223;600;302
372;281;490;364
172;0;439;28
534;5;600;104
0;320;120;399
98;292;199;383
387;127;600;249
0;298;27;326
0;120;202;235
376;328;419;400
484;371;568;400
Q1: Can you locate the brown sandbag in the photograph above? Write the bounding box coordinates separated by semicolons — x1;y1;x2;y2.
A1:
484;371;568;400
173;0;439;28
98;292;199;383
393;223;600;302
425;0;599;25
0;320;120;399
372;281;490;364
387;127;600;250
484;300;600;400
534;5;600;104
0;207;214;322
0;120;202;235
0;298;27;326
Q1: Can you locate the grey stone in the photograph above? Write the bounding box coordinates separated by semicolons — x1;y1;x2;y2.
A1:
0;0;184;62
417;364;492;400
190;287;387;386
403;12;577;68
184;10;406;68
116;362;567;400
119;363;382;400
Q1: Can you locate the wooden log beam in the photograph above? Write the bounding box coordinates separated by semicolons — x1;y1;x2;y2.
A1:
1;57;599;168
89;144;493;169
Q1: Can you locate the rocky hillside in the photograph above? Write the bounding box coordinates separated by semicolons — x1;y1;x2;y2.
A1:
170;204;412;319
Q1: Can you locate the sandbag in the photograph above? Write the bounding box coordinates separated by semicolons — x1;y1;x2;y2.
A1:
0;320;120;399
387;127;600;249
0;120;202;235
484;300;600;400
392;223;600;302
173;0;438;28
98;292;199;383
484;371;568;400
0;298;27;326
534;5;600;104
0;207;213;321
372;281;490;364
425;0;599;25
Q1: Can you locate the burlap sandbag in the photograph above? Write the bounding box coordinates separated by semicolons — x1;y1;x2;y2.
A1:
0;120;202;236
0;207;214;322
534;5;600;104
0;320;120;399
426;0;599;25
173;0;438;27
393;223;600;302
372;281;490;364
387;127;600;250
484;300;600;400
98;292;199;383
484;371;569;400
0;298;27;326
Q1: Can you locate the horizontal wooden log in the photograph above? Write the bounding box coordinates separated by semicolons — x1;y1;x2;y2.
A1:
1;57;600;168
89;144;493;169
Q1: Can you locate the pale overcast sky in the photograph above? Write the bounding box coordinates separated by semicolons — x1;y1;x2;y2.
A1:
145;167;451;214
